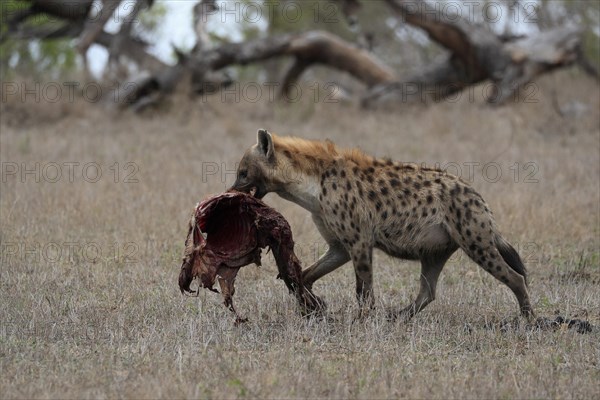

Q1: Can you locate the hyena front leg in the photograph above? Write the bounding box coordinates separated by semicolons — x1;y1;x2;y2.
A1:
302;242;350;288
392;250;455;321
303;214;351;288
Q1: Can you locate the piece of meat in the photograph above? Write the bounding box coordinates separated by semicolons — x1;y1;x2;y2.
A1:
179;191;324;323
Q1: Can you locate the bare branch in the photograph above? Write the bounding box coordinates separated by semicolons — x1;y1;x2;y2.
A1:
192;30;396;87
76;0;123;56
193;0;218;52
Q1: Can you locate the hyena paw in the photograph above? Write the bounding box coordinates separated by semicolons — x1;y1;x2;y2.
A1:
386;306;416;323
300;288;327;318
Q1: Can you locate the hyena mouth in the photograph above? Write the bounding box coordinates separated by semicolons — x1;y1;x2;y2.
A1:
250;187;257;197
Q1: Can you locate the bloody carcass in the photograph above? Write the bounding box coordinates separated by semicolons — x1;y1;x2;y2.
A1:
178;191;324;323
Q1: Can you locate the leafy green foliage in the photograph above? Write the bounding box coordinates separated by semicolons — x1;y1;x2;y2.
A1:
0;0;78;79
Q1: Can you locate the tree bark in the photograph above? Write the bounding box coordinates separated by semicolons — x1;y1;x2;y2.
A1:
3;0;590;109
123;30;396;110
362;0;585;106
76;0;123;56
189;30;396;97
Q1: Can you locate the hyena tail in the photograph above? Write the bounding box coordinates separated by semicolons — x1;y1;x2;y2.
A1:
494;235;528;286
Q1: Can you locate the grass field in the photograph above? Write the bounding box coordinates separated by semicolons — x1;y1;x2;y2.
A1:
1;69;599;399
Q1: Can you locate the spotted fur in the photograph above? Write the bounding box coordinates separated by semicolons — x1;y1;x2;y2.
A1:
231;129;533;320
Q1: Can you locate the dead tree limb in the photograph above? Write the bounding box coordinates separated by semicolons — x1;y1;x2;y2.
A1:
362;0;586;106
188;30;396;99
0;0;93;44
95;31;167;73
193;0;218;52
76;0;123;56
2;0;166;74
3;0;590;110
281;58;313;99
107;0;154;76
109;27;395;110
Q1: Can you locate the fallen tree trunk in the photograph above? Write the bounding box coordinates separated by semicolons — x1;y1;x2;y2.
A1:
120;29;397;110
3;0;593;109
120;0;591;109
362;0;586;106
82;0;394;110
189;30;396;98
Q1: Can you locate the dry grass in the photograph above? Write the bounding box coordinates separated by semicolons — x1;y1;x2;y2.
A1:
1;69;599;399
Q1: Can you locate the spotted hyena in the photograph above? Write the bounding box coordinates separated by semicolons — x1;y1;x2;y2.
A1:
230;129;534;321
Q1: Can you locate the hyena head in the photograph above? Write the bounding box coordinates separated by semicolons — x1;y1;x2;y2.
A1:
230;129;282;199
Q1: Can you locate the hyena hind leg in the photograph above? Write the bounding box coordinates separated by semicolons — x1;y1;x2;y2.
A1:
464;235;534;320
391;250;455;322
352;245;375;318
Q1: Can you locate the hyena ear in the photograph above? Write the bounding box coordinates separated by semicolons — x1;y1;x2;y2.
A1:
257;129;274;160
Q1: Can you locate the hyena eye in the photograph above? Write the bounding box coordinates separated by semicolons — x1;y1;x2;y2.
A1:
238;170;248;179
